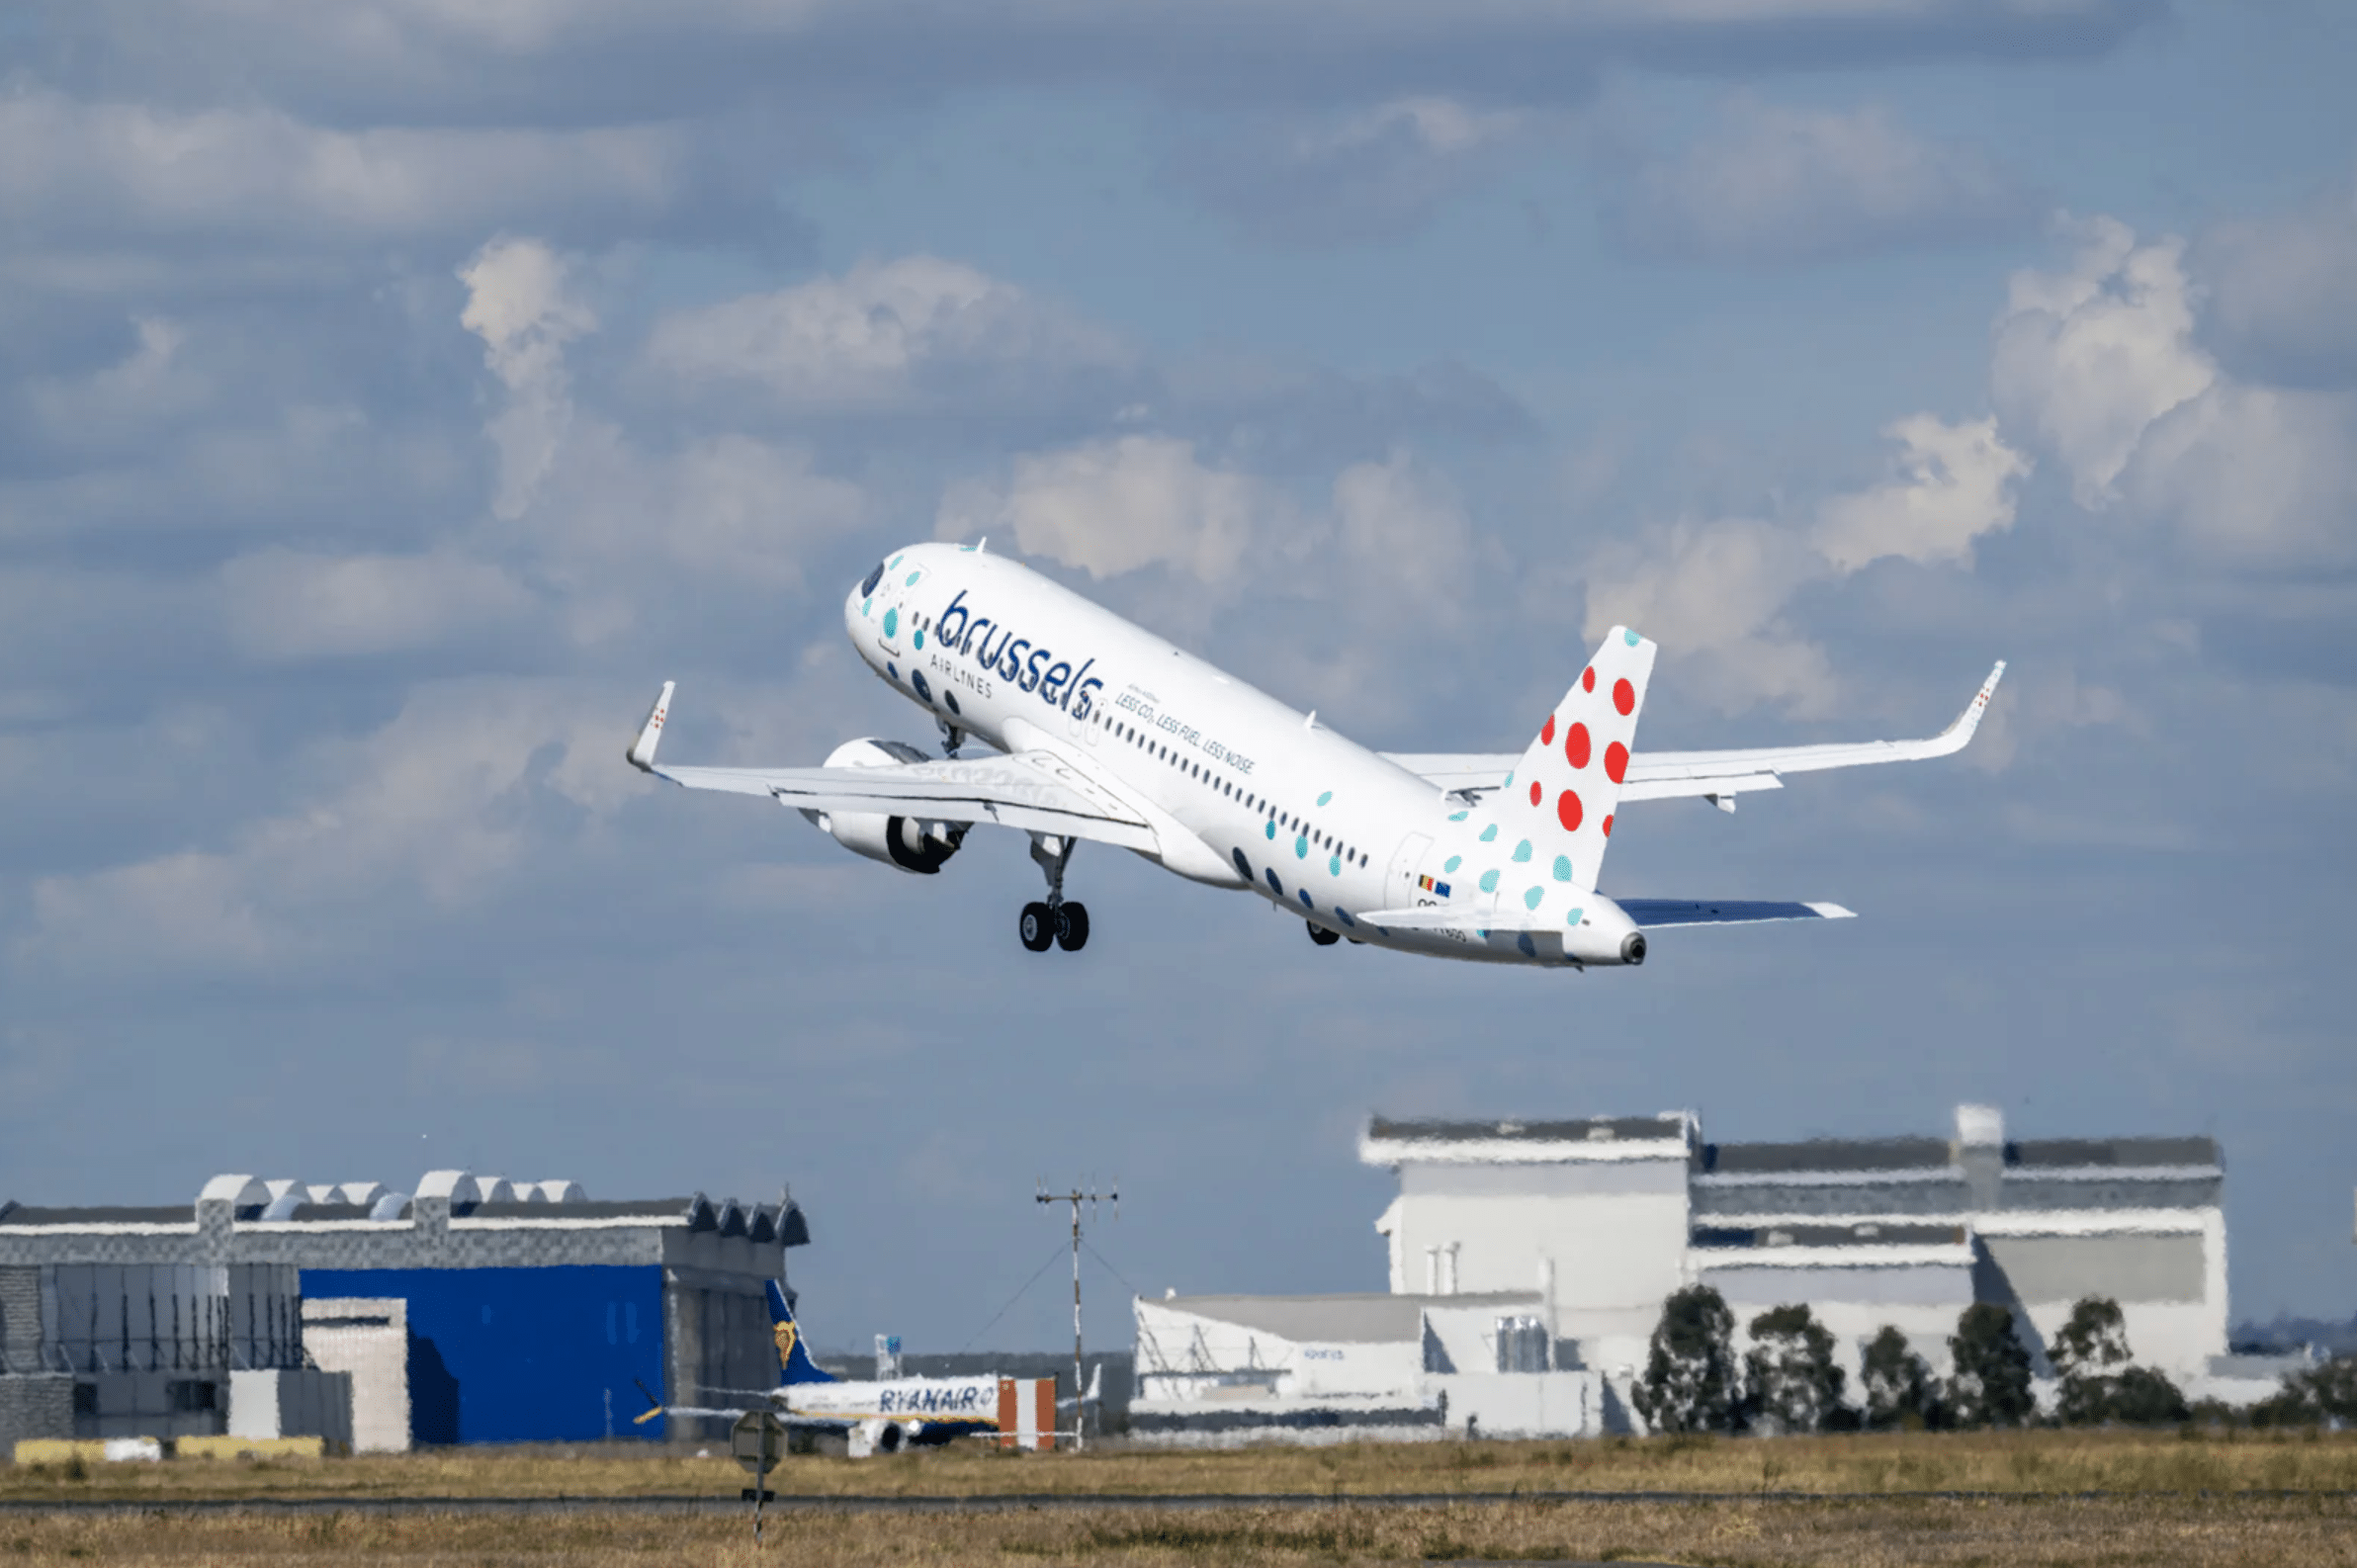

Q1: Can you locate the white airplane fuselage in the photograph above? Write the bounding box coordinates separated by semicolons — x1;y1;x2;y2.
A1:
843;541;1626;967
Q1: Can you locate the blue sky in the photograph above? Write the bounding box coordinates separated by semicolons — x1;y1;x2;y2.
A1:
1;0;2352;1354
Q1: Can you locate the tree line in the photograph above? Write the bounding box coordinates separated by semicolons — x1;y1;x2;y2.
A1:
1630;1285;2357;1434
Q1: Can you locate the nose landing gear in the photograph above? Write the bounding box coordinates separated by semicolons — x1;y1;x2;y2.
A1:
1019;833;1090;953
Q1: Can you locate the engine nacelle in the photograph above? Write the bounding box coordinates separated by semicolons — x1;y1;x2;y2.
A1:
847;1417;910;1458
802;739;967;875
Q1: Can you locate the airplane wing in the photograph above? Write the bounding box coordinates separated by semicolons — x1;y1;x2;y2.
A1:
1383;662;2003;810
1363;901;1852;933
624;682;1158;852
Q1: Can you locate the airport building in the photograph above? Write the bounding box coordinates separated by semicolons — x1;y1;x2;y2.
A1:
1133;1104;2252;1442
0;1170;802;1451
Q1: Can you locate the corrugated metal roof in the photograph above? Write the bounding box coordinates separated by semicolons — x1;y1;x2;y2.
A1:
0;1205;199;1225
1366;1115;1688;1145
1157;1292;1537;1344
1692;1223;1966;1250
1702;1138;1953;1175
2013;1137;2220;1170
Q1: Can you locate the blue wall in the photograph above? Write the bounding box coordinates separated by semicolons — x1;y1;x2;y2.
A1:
302;1265;667;1444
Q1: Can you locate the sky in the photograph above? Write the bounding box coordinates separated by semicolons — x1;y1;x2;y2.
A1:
2;0;2352;1356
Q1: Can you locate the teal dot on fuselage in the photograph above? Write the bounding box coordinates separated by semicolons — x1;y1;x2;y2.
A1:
1478;869;1499;893
1623;628;1641;647
861;598;872;617
1443;856;1461;873
1566;908;1585;926
914;628;924;650
1317;790;1333;807
1295;835;1308;859
1503;771;1515;788
1329;855;1341;876
1512;839;1531;863
1552;855;1572;882
905;571;921;586
1524;887;1543;911
1448;811;1469;822
1266;821;1276;840
1479;825;1498;842
883;608;898;638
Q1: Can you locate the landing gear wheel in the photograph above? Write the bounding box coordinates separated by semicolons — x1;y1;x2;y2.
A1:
1055;902;1091;952
1019;902;1055;952
1308;922;1342;946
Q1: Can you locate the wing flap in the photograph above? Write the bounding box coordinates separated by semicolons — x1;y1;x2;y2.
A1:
1615;899;1855;927
654;752;1160;852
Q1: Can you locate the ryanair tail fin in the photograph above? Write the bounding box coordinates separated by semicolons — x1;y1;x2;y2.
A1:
765;1279;836;1385
1456;627;1656;905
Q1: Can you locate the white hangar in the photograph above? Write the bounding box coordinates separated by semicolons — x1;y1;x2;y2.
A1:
1133;1104;2245;1441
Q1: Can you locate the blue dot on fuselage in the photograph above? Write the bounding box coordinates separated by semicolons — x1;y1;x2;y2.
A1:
1298;890;1313;911
1266;869;1284;896
1517;933;1537;957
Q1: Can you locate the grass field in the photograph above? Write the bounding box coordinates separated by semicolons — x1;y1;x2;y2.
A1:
4;1430;2353;1564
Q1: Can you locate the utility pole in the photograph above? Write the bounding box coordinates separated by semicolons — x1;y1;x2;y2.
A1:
1036;1182;1115;1449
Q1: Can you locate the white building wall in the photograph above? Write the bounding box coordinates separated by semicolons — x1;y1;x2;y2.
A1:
301;1298;410;1453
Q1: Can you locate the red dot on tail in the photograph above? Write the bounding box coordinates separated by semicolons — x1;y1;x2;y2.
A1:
1602;813;1614;837
1613;678;1635;716
1566;722;1591;769
1606;741;1628;784
1582;667;1596;693
1540;716;1555;746
1557;790;1583;831
1529;781;1542;808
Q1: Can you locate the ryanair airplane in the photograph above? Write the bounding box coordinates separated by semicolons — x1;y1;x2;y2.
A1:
628;541;2002;967
641;1282;1077;1456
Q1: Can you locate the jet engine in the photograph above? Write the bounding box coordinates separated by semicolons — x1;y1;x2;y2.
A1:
801;739;967;875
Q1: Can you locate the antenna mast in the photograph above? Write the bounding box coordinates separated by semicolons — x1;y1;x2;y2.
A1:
1036;1181;1115;1449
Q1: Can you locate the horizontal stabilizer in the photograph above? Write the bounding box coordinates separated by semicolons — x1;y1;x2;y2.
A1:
1615;899;1855;927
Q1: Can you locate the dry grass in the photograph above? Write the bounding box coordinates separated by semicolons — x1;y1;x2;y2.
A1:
1;1493;2354;1566
5;1426;2355;1505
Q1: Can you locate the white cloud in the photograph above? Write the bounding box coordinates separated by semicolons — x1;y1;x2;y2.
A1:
2124;384;2357;568
1331;450;1474;612
2196;169;2357;389
0;87;742;250
1171;96;1531;247
1812;413;2030;573
18;681;633;977
936;435;1283;582
459;236;597;521
1612;100;2032;264
1583;516;1837;714
646;256;1132;410
1989;216;2215;506
221;549;532;660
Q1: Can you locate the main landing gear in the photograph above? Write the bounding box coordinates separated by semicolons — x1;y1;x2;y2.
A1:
1307;922;1342;947
1021;833;1089;953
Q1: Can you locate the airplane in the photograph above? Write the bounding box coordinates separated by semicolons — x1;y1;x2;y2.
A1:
639;1281;1089;1457
626;541;2002;968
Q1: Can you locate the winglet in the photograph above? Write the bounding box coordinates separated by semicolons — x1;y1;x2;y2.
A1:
1928;661;2005;756
626;681;675;772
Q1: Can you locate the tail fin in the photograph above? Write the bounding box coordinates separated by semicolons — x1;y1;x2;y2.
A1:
765;1279;837;1385
1457;627;1656;906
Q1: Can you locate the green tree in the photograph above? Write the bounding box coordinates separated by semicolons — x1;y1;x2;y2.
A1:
2253;1356;2357;1426
2051;1295;2133;1425
2051;1296;2187;1425
1946;1303;2035;1428
1860;1325;1937;1431
1744;1303;1847;1435
1633;1285;1741;1435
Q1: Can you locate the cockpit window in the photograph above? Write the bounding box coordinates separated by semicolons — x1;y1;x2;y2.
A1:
860;561;886;596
